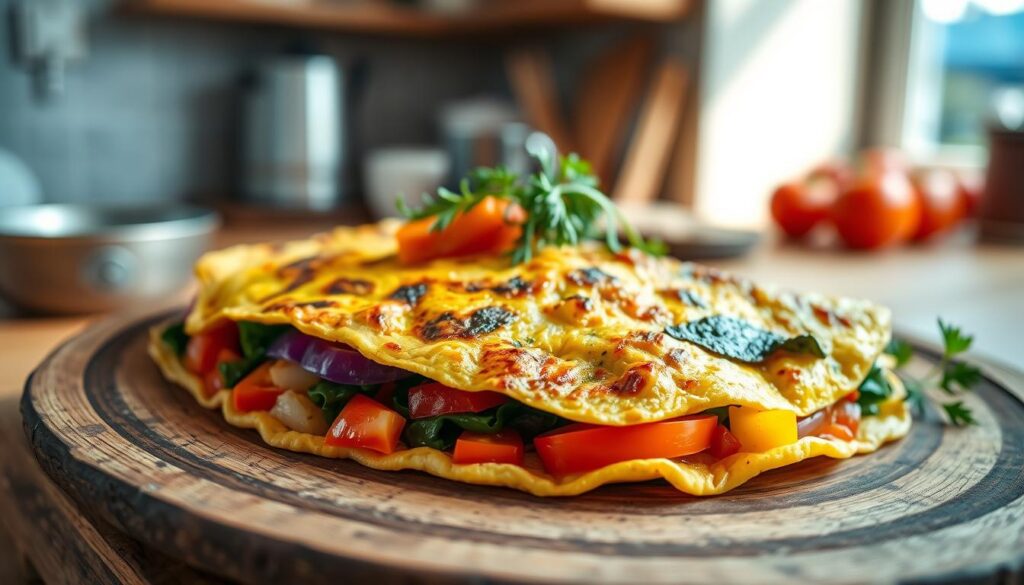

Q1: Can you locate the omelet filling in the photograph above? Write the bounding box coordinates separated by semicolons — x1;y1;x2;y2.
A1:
160;320;898;477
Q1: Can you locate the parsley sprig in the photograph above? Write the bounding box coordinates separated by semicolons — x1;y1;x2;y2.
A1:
398;142;665;264
886;318;982;426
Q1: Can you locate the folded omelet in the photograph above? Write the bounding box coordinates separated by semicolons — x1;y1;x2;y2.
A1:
149;221;911;496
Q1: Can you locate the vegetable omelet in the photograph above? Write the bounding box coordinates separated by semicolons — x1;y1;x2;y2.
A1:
149;219;911;497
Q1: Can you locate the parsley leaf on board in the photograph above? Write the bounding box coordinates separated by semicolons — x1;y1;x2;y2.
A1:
942;401;976;426
940;361;982;394
939;318;973;357
884;319;981;426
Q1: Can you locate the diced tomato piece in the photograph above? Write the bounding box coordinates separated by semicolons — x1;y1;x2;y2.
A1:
184;321;240;375
407;382;508;419
202;369;224;398
846;390;860;402
452;430;524;465
325;394;406;454
533;415;717;476
709;424;742;459
232;362;284;412
728;406;798;453
396;196;526;265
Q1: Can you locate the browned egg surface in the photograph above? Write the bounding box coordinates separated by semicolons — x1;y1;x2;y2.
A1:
185;221;891;425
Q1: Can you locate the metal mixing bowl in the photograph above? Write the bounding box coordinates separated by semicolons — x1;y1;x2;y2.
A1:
0;204;219;314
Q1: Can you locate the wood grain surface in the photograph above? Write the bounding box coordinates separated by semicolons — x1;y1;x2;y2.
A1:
22;311;1024;584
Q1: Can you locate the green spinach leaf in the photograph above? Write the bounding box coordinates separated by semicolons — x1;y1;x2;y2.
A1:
856;363;893;416
161;322;189;357
219;357;262;389
216;322;292;389
665;316;825;363
307;381;378;424
237;321;291;359
392;384;565;451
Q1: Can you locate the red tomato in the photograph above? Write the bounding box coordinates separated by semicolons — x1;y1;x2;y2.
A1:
709;424;742;459
231;362;284;412
202;369;224;398
407;382;508;419
911;169;966;241
184;321;240;375
957;173;984;218
396;196;526;265
833;170;921;249
533;415;717;476
325;394;406;454
452;429;524;465
202;348;242;397
769;178;836;239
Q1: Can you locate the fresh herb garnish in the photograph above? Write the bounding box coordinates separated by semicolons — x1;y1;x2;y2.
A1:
398;142;665;264
665;315;826;364
884;318;982;426
161;322;189;357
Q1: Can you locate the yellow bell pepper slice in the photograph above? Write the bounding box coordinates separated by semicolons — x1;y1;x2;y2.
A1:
728;406;798;453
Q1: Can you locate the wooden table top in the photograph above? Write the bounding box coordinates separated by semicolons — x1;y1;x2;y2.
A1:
1;220;1021;583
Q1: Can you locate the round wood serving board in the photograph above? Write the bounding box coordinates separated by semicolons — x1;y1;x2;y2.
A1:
21;311;1024;585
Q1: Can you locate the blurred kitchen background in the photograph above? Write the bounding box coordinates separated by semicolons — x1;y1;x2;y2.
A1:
0;0;1023;361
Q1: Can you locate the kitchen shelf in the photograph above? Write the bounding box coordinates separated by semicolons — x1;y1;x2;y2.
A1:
125;0;692;37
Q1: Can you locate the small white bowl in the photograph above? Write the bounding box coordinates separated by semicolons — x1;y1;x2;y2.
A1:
363;148;450;220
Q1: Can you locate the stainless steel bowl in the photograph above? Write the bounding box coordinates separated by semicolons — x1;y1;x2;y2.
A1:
0;204;219;314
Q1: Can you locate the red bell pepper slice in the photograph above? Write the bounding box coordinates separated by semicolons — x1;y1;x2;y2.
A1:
452;430;524;465
231;362;284;412
533;414;718;476
709;424;742;459
407;382;508;419
325;394;406;454
184;320;240;375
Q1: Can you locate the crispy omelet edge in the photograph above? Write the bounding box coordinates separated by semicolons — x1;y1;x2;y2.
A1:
148;324;912;497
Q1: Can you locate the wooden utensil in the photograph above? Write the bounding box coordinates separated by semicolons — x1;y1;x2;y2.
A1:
572;35;654;186
23;310;1024;584
612;57;688;205
505;46;575;152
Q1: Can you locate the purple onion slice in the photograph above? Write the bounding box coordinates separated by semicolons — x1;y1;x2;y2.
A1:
268;329;412;385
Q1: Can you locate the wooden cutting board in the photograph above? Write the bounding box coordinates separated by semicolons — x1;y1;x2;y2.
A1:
22;311;1024;584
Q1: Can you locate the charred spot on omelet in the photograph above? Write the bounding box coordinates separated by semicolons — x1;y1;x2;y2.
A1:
187;222;891;425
